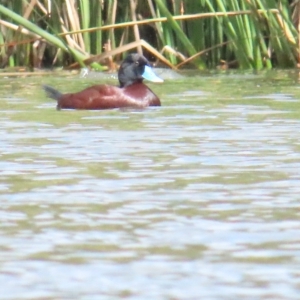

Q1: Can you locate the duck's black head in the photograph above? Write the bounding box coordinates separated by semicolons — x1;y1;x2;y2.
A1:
118;53;163;88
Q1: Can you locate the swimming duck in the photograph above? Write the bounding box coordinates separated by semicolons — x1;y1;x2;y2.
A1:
43;53;163;110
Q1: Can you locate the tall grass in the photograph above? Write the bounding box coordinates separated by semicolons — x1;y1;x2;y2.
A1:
0;0;299;69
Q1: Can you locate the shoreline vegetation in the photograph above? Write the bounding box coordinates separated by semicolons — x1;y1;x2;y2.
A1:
0;0;299;71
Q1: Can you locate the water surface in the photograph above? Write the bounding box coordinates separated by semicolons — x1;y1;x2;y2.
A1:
1;70;300;299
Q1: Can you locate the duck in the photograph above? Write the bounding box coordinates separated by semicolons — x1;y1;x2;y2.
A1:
43;53;163;110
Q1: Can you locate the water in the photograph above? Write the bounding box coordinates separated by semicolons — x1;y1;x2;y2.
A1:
1;70;300;299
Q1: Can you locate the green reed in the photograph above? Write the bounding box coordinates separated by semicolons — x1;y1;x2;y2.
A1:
0;0;298;70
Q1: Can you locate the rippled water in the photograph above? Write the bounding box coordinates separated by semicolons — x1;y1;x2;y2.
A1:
1;70;300;299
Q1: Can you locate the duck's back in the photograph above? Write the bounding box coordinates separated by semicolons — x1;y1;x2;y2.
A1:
57;85;122;110
46;83;160;110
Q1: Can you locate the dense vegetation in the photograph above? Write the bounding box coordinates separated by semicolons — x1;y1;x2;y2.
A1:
0;0;299;70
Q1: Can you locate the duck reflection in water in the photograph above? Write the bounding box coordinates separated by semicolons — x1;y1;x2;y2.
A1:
43;53;163;110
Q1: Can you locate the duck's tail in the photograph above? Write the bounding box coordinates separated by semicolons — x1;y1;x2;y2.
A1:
43;85;62;100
